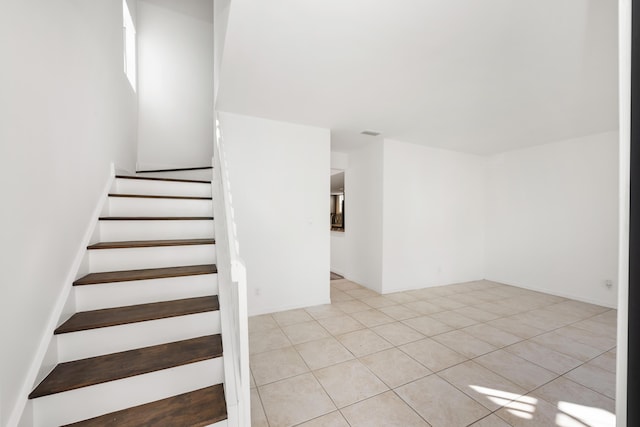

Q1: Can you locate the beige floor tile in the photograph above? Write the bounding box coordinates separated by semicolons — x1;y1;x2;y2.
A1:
250;327;292;355
250;346;310;386
432;330;497;358
351;309;395;327
403;300;444;315
379;304;420;321
337;329;394;357
402;316;454;336
341;391;430;427
295;336;354;370
334;300;371;314
430;310;478;328
259;373;336;427
486;317;545;339
475;350;557;391
385;292;417;304
572;318;617;337
251;388;269;427
531;332;602;362
330;289;354;302
272;308;314;326
462;323;522;348
591;309;618;325
439;360;526;411
475;301;522;316
452;306;501;322
565;363;616;399
282;320;330;345
361;295;398;309
468;414;512;427
587;350;616;373
530;376;615;418
250;370;256;388
545;300;610;319
344;288;379;299
513;309;580;331
372;322;425;346
297;411;350;427
504;340;582;375
447;292;487;306
306;304;347;319
331;280;363;291
500;296;545;312
465;290;502;303
317;315;366;336
430;286;461;296
399;338;467;372
396;375;489;427
554;325;617;351
359;348;432;388
408;287;442;300
249;314;279;333
430;297;467;310
314;359;389;407
495;394;562;427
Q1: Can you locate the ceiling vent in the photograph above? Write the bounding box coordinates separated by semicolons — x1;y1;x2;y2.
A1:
360;130;381;136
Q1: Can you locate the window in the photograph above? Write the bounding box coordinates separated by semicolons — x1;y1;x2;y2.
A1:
123;0;136;91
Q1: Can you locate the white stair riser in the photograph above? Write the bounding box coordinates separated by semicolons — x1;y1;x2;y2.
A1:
99;219;214;241
108;197;213;217
134;170;212;181
58;311;221;362
32;358;224;427
75;274;218;311
89;245;216;272
113;179;211;198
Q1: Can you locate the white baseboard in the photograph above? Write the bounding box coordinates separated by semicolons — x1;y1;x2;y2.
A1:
8;164;116;427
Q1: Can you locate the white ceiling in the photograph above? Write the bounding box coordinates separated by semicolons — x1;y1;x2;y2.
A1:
217;0;618;155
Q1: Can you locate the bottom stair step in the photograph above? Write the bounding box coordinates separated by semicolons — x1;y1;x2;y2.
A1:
29;335;222;398
63;384;227;427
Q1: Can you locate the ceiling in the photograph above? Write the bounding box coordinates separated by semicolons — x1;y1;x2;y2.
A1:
217;0;618;155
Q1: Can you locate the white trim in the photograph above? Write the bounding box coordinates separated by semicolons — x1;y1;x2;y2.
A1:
7;164;116;427
617;1;631;425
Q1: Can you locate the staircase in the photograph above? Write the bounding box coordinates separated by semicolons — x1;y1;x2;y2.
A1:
26;173;228;426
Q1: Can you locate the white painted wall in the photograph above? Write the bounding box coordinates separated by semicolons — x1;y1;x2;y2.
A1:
485;131;619;307
137;0;214;170
0;1;138;424
213;0;231;107
217;112;330;315
339;142;385;293
381;139;486;293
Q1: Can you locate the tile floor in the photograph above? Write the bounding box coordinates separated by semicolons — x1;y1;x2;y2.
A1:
249;279;617;427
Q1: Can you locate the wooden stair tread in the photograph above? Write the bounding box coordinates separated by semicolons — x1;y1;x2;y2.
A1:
55;296;219;334
99;216;213;221
116;175;209;184
136;166;213;173
74;264;217;286
108;193;212;200
88;238;215;249
63;384;226;427
29;335;222;398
